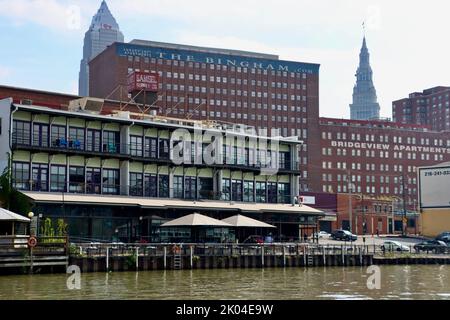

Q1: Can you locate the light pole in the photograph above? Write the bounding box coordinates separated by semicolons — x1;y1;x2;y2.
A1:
348;181;355;234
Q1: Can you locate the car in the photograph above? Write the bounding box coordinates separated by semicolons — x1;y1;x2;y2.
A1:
242;235;264;244
414;240;448;253
330;229;357;242
381;240;410;252
436;232;450;243
312;231;331;239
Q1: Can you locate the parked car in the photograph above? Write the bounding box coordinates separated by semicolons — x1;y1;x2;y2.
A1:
330;230;357;242
242;235;264;244
380;240;410;252
414;240;448;253
436;232;450;243
312;231;331;239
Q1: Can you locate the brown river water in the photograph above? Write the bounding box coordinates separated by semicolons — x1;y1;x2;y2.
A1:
0;265;449;300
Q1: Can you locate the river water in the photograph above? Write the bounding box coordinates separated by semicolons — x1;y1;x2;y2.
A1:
0;265;449;300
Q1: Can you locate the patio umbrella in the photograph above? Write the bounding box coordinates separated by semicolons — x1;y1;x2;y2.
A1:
221;214;275;243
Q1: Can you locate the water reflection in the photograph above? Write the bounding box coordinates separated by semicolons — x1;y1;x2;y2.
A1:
0;266;449;300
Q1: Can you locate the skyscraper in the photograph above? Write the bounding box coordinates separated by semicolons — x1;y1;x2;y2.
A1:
349;37;380;120
78;1;124;96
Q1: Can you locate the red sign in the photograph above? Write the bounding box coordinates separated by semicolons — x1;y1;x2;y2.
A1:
127;72;159;93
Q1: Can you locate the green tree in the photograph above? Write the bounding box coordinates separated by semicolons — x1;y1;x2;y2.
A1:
0;162;31;215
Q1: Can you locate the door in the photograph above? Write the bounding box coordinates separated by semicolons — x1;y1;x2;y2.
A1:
33;123;49;147
32;164;48;191
87;129;101;152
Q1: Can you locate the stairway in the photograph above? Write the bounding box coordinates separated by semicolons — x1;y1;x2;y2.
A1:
173;254;182;270
307;255;314;267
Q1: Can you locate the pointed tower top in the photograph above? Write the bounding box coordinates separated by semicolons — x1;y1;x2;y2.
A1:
90;1;120;32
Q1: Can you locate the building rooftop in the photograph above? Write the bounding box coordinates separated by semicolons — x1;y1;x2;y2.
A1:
130;39;279;60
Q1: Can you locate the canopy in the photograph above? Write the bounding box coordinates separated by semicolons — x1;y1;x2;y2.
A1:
221;214;276;228
0;208;30;222
160;213;232;227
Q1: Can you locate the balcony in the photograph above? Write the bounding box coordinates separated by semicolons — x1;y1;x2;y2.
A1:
11;130;300;174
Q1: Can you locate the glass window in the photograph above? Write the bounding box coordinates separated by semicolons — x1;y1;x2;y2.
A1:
159;139;170;159
130;172;143;196
130;135;143;157
50;165;66;192
86;167;101;194
13;120;31;145
221;178;231;201
51;125;67;148
185;176;197;200
87;129;101;152
232;179;243;202
267;182;278;203
278;183;290;204
69;166;85;193
256;181;267;203
173;175;184;198
158;175;169;198
31;163;48;192
12;162;30;190
102;169;119;195
69;127;85;150
243;181;254;202
32;123;49;147
103;131;120;153
199;178;213;200
145;137;158;158
144;174;157;197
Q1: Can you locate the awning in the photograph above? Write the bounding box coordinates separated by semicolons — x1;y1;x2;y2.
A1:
319;212;338;222
221;214;276;228
160;213;232;227
0;208;30;223
21;192;324;216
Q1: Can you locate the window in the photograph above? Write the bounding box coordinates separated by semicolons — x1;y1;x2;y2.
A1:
130;135;143;157
199;178;213;200
256;182;266;203
13;120;31;145
69;166;84;193
232;179;243;202
185;176;197;200
50;165;66;192
159;139;170;159
32;163;48;192
69;127;85;150
278;183;290;203
268;182;277;203
86;129;101;152
33;123;49;147
130;172;143;196
173;176;184;198
243;181;254;202
144;137;157;158
158;175;169;198
51;125;66;148
12;162;30;190
102;169;119;195
222;178;231;201
103;131;120;153
144;174;157;197
86;167;101;194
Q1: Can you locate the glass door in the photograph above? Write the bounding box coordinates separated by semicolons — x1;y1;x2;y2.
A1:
33;123;49;147
32;163;48;191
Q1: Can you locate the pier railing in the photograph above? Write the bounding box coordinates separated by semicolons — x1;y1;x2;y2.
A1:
70;242;450;259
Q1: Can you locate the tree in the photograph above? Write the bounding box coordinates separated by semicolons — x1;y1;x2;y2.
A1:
0;164;31;215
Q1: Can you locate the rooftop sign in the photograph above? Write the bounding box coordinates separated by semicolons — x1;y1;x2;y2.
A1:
116;43;320;75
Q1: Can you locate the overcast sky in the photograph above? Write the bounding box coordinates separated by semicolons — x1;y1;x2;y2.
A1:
0;0;449;119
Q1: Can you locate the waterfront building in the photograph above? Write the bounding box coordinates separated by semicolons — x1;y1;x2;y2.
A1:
393;86;450;132
88;40;320;193
0;92;323;242
79;1;124;96
349;37;380;120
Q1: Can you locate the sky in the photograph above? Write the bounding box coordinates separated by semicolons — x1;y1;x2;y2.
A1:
0;0;449;119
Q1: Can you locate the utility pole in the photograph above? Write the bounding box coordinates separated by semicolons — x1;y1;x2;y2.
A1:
347;169;353;233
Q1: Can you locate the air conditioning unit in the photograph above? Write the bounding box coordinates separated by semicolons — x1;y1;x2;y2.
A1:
20;99;33;105
68;97;104;114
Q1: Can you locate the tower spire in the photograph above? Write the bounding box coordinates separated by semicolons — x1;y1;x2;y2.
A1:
349;35;380;120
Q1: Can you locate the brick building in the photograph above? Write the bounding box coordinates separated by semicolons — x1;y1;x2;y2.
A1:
393;86;450;132
89;40;320;192
311;117;450;217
